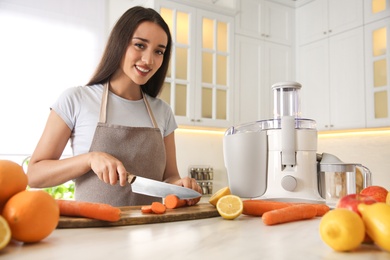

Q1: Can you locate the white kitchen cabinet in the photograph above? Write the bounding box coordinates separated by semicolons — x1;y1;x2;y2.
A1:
236;0;293;45
108;0;234;128
297;0;363;45
298;27;366;130
364;0;390;24
157;1;235;128
234;35;293;125
365;17;390;127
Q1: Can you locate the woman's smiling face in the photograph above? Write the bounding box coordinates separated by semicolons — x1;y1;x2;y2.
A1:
119;21;168;86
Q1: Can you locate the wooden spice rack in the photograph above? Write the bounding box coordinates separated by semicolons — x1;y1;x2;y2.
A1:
188;165;213;196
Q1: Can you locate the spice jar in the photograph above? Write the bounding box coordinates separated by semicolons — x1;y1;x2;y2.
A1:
201;182;209;195
207;182;213;194
190;167;196;179
208;167;213;180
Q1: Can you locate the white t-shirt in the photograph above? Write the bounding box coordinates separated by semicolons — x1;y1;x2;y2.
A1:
51;84;177;156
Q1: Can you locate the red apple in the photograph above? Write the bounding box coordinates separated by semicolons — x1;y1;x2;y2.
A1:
336;194;376;244
336;194;377;216
360;185;388;202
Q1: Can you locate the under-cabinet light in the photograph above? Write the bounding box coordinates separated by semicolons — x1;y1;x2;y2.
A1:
318;127;390;138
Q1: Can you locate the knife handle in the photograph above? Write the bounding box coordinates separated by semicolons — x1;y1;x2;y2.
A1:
126;172;136;184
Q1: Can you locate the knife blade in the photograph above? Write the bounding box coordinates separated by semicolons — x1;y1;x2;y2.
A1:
127;172;202;199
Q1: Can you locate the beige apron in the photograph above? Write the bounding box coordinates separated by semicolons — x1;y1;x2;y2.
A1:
75;83;166;206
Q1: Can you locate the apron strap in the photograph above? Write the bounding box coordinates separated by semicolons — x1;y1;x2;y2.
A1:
99;82;159;128
99;82;109;123
142;93;159;129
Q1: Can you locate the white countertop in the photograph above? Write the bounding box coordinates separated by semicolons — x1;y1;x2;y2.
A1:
1;214;389;260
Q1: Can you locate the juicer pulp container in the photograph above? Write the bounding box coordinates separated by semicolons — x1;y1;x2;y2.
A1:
223;131;267;198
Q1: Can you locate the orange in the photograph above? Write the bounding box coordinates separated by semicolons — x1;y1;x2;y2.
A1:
0;160;28;211
2;190;59;243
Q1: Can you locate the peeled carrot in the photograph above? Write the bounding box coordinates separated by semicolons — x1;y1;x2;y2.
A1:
262;204;317;225
243;200;291;216
56;199;121;222
141;205;153;214
243;200;330;217
151;201;166;214
165;194;187;209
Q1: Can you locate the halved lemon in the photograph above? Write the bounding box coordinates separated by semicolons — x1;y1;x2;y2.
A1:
216;195;243;220
0;215;11;251
209;186;231;206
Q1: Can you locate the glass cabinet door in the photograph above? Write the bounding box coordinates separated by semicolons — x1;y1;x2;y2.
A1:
159;6;193;118
365;18;390;126
158;2;234;127
196;10;233;125
365;0;390;24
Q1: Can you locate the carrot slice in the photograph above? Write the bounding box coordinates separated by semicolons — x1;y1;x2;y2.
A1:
165;194;187;209
141;205;153;214
56;199;121;222
262;204;317;225
151;202;166;214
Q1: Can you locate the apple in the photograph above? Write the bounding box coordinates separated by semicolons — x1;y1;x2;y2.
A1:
360;185;388;203
336;194;377;244
336;194;377;216
387;191;390;205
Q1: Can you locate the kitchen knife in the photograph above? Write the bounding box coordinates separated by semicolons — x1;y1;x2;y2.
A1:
127;172;202;199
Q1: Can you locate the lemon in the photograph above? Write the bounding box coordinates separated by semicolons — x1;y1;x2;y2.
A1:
319;209;365;251
358;203;390;252
216;195;243;220
209;186;231;206
0;215;11;251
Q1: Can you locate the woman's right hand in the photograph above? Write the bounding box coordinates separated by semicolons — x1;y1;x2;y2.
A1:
88;152;128;186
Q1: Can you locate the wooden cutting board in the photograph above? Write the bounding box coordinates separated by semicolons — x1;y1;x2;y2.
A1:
57;203;219;228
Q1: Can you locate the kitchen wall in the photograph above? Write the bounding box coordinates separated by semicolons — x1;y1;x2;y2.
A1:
174;129;227;194
317;130;390;190
175;129;390;193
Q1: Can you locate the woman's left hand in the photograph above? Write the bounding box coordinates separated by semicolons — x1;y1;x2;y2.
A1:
172;177;202;206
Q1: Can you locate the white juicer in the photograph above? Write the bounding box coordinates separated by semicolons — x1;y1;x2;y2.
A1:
224;82;325;203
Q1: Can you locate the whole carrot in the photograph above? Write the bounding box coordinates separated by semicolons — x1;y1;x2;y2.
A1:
56;199;121;222
262;204;317;225
297;203;330;216
243;200;330;217
151;201;166;214
243;200;291;216
165;194;187;209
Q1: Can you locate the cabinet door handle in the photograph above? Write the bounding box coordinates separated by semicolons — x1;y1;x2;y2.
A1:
191;119;202;122
323;31;327;35
328;29;332;33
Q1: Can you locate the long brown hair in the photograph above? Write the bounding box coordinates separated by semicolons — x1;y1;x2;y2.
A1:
87;6;172;98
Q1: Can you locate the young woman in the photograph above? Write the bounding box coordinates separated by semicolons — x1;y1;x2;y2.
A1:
27;6;202;206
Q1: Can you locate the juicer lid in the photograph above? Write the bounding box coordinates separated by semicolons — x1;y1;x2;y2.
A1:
271;81;302;90
224;118;317;135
